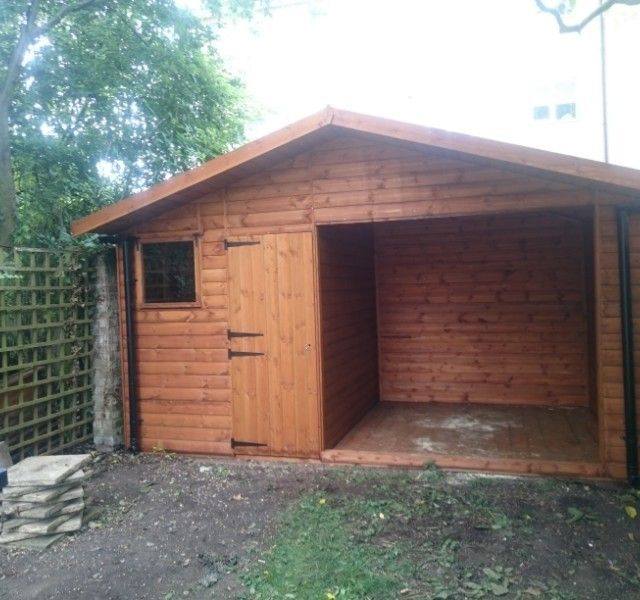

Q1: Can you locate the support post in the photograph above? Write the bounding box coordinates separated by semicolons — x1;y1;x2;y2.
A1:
92;249;123;451
122;237;139;453
616;208;639;487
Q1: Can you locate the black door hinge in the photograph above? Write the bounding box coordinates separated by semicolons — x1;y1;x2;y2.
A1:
228;349;265;358
224;239;260;250
227;329;263;339
231;438;268;449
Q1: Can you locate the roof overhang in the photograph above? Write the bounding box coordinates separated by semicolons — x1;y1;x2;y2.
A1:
72;106;640;235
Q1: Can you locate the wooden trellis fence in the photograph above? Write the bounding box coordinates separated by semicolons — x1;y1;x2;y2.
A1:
0;247;95;462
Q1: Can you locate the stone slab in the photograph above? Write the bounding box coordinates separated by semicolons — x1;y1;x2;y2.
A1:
2;517;34;532
54;512;83;533
1;470;86;500
17;509;83;535
7;455;90;486
0;511;82;543
0;529;40;543
1;481;84;504
0;533;65;549
0;511;83;543
17;514;70;534
3;498;85;519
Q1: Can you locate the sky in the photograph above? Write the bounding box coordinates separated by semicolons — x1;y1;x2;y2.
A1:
190;0;640;168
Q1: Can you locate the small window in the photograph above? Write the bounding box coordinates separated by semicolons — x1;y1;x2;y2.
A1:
141;241;196;304
533;105;550;120
555;102;576;120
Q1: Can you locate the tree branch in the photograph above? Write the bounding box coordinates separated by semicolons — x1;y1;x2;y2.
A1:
0;0;41;107
35;0;102;36
1;0;103;108
535;0;640;33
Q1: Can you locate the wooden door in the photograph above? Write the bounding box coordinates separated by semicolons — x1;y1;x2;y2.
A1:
227;232;320;457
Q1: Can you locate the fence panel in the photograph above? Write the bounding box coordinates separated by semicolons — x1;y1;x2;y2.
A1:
0;247;95;461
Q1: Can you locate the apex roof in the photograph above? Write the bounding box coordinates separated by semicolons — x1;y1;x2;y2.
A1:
72;106;640;235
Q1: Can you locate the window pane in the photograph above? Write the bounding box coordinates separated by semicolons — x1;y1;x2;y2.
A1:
142;241;196;303
533;105;550;120
555;102;576;120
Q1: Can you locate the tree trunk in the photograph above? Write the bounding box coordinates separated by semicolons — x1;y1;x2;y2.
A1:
0;100;15;247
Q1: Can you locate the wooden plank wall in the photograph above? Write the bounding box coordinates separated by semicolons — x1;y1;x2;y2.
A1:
597;205;640;478
127;201;232;454
318;224;379;449
311;139;589;225
116;130;613;461
375;212;594;407
227;232;320;457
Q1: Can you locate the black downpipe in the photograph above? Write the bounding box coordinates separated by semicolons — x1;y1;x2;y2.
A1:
121;237;139;453
616;208;639;487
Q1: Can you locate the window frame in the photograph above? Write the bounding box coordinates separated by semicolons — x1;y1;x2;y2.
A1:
135;234;202;309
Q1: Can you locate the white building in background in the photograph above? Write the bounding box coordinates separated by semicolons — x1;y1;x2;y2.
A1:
521;1;640;168
215;0;640;169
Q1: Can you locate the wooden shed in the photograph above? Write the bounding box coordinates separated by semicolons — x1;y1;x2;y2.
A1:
73;107;640;481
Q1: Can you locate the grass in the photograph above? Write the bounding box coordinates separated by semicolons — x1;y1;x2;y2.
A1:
241;491;407;599
237;464;640;599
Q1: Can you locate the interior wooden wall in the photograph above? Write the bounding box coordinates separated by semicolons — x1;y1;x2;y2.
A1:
318;224;379;449
375;212;594;407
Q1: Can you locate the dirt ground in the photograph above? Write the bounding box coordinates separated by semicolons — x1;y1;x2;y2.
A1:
0;453;638;599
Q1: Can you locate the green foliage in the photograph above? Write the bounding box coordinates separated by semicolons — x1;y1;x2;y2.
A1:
239;466;640;599
241;492;407;600
2;0;262;246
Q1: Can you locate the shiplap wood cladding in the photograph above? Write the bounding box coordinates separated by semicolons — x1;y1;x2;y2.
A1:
227;233;319;457
107;129;640;477
318;224;379;449
375;213;594;407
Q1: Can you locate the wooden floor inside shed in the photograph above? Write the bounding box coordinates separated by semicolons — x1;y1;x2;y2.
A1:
322;402;602;477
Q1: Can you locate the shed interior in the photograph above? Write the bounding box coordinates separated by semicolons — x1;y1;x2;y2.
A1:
318;209;600;469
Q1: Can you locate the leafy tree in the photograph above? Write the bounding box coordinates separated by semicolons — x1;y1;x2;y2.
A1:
535;0;640;33
1;0;260;247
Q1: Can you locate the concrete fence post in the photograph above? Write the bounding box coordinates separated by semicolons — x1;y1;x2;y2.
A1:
92;249;123;451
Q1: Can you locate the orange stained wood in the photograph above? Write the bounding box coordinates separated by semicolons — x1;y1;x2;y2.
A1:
318;224;379;449
71;107;640;236
227;236;269;454
375;212;595;408
323;402;602;477
119;206;232;455
101;125;640;479
595;205;640;477
227;232;320;457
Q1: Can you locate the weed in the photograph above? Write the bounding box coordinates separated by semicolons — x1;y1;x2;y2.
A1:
239;468;637;600
565;507;598;524
240;492;408;599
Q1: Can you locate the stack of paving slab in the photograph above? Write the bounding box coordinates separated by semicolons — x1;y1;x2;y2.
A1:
0;454;91;548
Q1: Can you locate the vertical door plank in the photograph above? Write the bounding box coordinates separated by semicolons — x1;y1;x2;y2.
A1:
228;232;320;457
293;232;320;454
276;234;298;454
263;235;284;452
227;237;270;453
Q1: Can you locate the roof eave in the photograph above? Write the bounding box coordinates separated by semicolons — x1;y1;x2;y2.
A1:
71;106;336;236
329;108;640;196
72;106;640;236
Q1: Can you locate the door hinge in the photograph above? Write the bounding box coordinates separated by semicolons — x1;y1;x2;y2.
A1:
224;239;260;250
231;438;268;449
228;349;265;358
227;329;263;339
